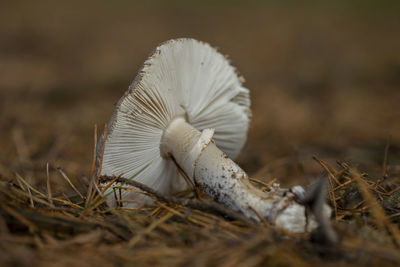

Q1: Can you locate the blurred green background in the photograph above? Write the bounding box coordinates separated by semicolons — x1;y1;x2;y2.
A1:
0;0;399;188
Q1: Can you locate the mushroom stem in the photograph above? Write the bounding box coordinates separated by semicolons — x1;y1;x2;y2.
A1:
162;117;320;232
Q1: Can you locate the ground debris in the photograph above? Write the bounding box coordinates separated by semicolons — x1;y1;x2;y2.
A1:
0;163;400;267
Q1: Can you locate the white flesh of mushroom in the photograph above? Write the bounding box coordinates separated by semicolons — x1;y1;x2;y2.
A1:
98;38;329;233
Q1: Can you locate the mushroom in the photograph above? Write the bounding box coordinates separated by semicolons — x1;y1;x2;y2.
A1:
96;38;334;235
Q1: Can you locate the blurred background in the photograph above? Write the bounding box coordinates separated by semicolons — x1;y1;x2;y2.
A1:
0;0;399;189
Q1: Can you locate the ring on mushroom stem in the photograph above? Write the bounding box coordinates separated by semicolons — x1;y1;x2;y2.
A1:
96;38;335;236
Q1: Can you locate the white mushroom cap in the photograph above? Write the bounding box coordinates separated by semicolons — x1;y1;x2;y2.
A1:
97;38;251;201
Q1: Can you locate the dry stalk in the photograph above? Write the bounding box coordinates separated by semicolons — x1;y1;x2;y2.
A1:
46;162;53;205
99;175;254;226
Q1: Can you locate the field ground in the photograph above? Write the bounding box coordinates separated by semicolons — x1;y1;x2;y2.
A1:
0;1;400;266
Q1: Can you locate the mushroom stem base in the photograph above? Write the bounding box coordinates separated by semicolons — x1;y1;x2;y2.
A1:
162;118;321;233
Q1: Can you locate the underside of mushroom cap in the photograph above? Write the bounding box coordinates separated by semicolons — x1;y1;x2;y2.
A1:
97;38;251;200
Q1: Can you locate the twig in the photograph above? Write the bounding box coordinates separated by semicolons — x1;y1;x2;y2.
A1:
10;176;83;210
169;153;200;198
313;156;341;185
90;124;98;179
351;167;400;247
46;162;53;205
88;175;121;210
312;156;338;220
86;124;98;206
99;175;254;226
86;123;108;206
15;173;35;207
327;177;338;220
57;167;85;200
333;179;354;191
249;177;276;190
27;186;34;208
80;164;150;213
128;212;174;248
382;136;390;178
96;124;108;183
15;173;46;198
89;123;108;205
249;206;269;227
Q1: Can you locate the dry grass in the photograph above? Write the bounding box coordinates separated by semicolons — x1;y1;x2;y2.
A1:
1;157;400;266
